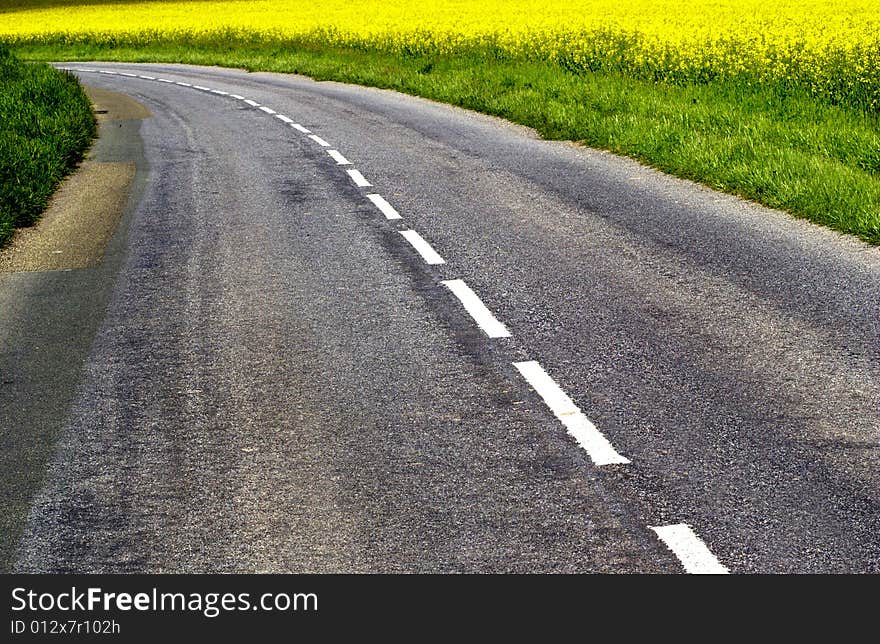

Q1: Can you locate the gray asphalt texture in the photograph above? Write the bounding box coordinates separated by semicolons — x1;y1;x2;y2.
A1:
7;63;880;573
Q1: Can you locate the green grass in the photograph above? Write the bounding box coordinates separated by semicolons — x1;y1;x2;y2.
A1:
0;43;96;247
11;38;880;245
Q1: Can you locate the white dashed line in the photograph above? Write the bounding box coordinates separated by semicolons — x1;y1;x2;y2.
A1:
512;360;630;466
366;194;401;220
291;124;311;133
400;230;445;265
275;114;294;124
211;89;229;95
194;85;211;91
308;134;331;147
138;75;155;80
346;169;372;188
230;94;245;100
157;78;173;83
243;99;260;107
650;524;729;574
98;70;117;75
327;150;351;165
176;82;192;87
258;106;277;115
119;72;137;77
442;279;511;339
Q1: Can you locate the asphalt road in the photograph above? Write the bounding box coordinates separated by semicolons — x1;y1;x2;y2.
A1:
3;63;879;573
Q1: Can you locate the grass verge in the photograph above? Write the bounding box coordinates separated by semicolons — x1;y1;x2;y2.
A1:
12;39;880;245
0;44;96;247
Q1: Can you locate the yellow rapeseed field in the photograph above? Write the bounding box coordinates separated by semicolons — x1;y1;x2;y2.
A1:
2;0;879;109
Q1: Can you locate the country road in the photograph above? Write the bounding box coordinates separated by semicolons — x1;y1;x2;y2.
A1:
2;63;879;573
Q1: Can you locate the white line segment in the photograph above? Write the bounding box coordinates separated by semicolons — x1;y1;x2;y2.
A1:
400;230;446;265
442;280;511;338
512;361;630;465
275;114;294;124
308;134;331;147
230;94;245;100
211;89;229;95
119;72;137;77
346;169;372;188
157;78;173;83
327;150;351;165
193;85;211;91
98;70;117;75
176;82;192;87
366;194;401;220
291;124;311;133
243;99;260;107
138;75;155;80
650;524;730;574
258;106;277;114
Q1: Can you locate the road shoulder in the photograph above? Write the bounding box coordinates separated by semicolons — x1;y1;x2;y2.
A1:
0;85;148;571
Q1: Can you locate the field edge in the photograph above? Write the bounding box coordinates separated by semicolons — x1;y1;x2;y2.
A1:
10;41;880;246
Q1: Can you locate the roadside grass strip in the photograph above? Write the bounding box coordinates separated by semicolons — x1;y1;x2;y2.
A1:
0;44;95;246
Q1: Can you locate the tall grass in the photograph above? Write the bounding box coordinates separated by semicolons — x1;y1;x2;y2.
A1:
0;43;95;247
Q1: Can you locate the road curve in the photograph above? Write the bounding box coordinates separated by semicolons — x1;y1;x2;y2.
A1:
4;62;879;573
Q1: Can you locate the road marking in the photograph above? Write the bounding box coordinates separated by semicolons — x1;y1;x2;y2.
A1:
258;106;277;114
176;82;192;87
230;94;245;100
650;524;729;574
442;279;511;338
275;114;294;124
119;72;137;77
366;194;401;219
157;78;173;83
98;70;117;75
400;230;445;265
138;75;155;80
327;150;351;165
243;99;260;107
291;124;311;133
194;85;211;91
346;169;372;188
309;134;331;147
211;89;229;95
512;360;630;466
